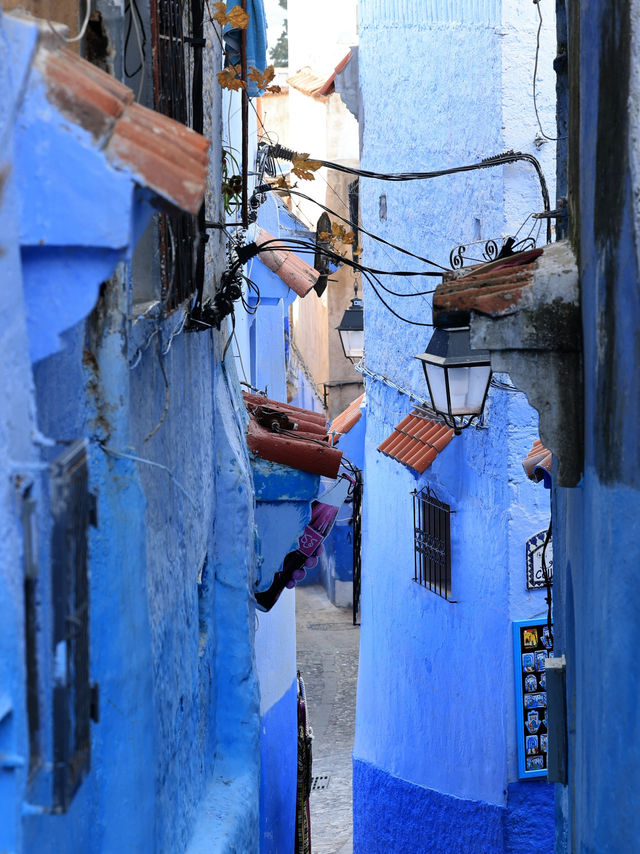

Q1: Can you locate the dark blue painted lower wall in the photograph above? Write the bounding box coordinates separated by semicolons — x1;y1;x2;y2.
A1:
354;759;554;854
259;679;297;853
504;781;555;853
353;758;504;854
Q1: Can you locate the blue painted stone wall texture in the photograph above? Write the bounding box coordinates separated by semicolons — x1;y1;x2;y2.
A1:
353;758;504;854
0;27;42;848
0;10;263;852
259;680;297;854
552;2;640;849
503;781;555;854
355;0;557;850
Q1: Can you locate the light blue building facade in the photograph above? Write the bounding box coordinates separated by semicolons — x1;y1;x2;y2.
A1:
422;2;640;851
353;0;558;850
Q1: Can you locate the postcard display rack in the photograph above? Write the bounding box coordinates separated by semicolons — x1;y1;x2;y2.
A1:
513;619;554;778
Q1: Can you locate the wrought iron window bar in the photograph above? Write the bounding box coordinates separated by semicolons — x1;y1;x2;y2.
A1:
150;0;205;312
412;486;452;600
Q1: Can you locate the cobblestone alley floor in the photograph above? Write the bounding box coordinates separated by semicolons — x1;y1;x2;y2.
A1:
296;585;360;854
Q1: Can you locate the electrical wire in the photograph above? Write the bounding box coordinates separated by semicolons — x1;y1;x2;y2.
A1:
124;0;147;77
222;311;237;361
490;377;523;393
239;237;440;315
354;359;440;415
259;184;449;271
272;425;359;486
532;0;565;142
541;516;553;638
248;236;442;282
312;166;438;309
144;340;170;443
359;267;434;327
100;444;198;509
47;0;92;43
268;145;552;244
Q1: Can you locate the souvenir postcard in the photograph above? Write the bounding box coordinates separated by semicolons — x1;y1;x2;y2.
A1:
524;692;547;709
525;710;540;733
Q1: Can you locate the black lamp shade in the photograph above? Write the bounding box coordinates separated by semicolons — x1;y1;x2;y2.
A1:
337;298;364;362
415;312;491;423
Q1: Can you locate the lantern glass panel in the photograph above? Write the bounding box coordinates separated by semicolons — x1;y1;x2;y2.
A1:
340;329;364;361
447;364;491;415
425;364;449;413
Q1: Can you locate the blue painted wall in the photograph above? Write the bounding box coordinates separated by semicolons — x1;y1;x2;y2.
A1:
0;10;262;853
551;1;640;850
354;0;558;849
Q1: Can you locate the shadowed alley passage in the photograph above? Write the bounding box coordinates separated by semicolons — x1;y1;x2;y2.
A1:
296;585;360;854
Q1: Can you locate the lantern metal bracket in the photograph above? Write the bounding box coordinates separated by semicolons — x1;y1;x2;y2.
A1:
433;240;582;486
449;235;537;271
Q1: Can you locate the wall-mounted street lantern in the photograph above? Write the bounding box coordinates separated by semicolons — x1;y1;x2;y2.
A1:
337;296;364;363
415;310;492;434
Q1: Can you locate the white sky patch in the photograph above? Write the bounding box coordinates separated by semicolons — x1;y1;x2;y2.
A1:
263;0;286;56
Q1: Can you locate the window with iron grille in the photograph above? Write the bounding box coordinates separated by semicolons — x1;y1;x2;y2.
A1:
150;0;204;310
412;486;452;600
21;490;42;780
49;440;97;811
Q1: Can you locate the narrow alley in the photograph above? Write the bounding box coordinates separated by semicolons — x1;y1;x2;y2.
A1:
1;0;640;850
296;586;360;854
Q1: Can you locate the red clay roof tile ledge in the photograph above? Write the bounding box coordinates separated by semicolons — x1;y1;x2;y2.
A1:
244;392;342;479
329;393;364;446
38;42;208;214
255;228;319;296
378;410;454;474
522;439;553;483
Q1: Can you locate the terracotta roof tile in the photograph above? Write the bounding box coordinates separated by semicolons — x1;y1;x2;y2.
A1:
287;52;353;99
405;445;438;474
243;392;342;479
317;51;353;96
243;392;327;427
39;44;208;214
377;410;454;474
255;228;319;296
433;248;543;320
522;439;553;483
329;393;364;445
286;67;332;99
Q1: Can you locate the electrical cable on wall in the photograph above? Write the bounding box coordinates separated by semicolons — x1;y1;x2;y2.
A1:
265;144;552;244
532;0;565;143
254;183;448;270
235;236;436;325
124;0;147;101
47;0;92;43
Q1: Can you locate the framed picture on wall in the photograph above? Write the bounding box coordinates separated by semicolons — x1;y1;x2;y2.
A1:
513;619;554;779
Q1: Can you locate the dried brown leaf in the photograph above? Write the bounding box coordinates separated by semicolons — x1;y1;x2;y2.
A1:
212;1;228;26
217;65;247;90
227;5;249;28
